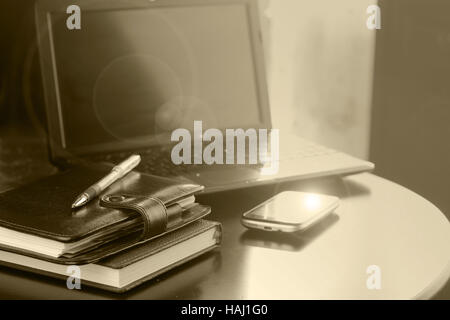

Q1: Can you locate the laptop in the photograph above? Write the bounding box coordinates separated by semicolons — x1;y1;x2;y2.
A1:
35;0;374;193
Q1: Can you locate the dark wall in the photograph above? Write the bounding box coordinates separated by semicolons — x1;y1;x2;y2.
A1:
0;0;45;128
370;0;450;219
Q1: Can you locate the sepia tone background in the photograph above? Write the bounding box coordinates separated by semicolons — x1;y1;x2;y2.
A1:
0;0;448;298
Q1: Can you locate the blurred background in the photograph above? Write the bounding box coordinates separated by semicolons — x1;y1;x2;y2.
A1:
261;0;450;223
0;0;449;297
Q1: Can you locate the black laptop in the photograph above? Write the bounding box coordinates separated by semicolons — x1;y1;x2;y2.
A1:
35;0;374;193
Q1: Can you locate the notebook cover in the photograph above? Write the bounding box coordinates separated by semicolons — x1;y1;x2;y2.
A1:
0;164;210;264
0;164;204;242
0;220;222;293
0;203;211;265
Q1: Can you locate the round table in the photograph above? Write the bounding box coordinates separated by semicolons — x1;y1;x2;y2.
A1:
191;173;450;300
0;173;448;299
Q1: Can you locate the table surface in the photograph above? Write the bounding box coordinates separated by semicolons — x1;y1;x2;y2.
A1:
0;132;449;299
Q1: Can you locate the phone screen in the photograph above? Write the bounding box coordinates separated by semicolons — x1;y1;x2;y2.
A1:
243;192;338;225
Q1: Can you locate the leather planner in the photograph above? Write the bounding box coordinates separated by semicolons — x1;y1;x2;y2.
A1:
0;164;211;265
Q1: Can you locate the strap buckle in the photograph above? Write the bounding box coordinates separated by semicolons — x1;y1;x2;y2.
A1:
100;194;168;241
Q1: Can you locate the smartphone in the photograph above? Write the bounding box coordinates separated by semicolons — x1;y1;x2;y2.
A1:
241;191;339;233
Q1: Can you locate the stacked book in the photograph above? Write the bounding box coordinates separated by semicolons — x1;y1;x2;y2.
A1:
0;165;221;292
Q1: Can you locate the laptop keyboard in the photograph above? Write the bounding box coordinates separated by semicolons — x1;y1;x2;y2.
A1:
85;146;264;178
85;139;338;178
278;138;338;160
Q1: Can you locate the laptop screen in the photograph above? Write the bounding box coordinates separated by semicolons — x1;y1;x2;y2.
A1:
47;2;266;152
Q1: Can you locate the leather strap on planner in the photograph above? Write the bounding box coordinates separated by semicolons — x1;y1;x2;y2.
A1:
100;194;168;240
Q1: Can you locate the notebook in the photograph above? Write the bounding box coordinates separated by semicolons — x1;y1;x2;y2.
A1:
0;164;211;264
0;220;222;293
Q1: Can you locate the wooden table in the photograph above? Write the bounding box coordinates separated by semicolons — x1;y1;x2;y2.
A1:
0;131;448;299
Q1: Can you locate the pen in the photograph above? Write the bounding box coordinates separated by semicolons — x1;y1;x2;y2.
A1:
71;154;142;209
